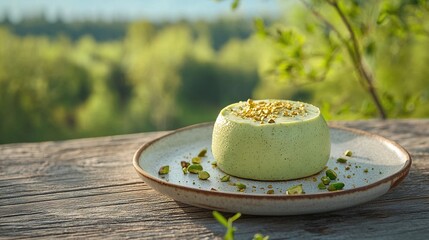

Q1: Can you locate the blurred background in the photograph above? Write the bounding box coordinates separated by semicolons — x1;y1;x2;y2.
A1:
0;0;428;144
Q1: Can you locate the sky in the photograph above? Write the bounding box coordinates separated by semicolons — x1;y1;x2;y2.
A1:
0;0;284;22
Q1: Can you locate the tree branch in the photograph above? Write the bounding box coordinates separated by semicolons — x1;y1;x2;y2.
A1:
300;0;347;44
299;0;367;89
300;0;386;118
329;0;387;119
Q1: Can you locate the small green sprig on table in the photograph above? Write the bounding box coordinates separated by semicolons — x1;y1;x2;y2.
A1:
213;211;269;240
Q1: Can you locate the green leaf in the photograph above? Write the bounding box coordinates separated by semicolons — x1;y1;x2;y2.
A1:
225;212;241;240
231;0;240;10
365;41;376;55
419;0;429;10
212;211;241;240
229;212;241;222
212;211;228;227
225;226;236;240
277;29;293;46
253;233;270;240
254;18;267;37
377;11;388;25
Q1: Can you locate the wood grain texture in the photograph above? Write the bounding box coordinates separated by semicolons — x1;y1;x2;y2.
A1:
1;120;428;239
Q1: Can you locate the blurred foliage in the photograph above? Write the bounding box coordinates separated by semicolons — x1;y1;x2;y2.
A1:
0;17;262;143
0;1;429;144
253;0;429;119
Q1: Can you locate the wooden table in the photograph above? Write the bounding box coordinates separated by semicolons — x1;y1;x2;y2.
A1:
1;120;428;239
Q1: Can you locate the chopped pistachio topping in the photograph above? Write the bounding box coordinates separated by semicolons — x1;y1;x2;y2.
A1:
220;175;230;182
198;171;210;180
364;168;369;173
326;169;338;180
211;161;217;166
182;167;188;174
287;184;304;195
337;157;347;163
344;150;353;157
187;164;203;174
230;99;308;124
266;189;275;194
198;149;207;157
158;165;169;175
328;182;345;191
192;157;201;164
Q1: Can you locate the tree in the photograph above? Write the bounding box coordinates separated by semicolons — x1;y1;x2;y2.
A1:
232;0;429;119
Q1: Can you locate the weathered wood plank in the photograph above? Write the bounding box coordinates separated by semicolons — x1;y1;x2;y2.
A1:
0;120;428;239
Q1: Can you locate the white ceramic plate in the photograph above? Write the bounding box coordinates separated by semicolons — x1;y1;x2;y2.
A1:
133;123;411;215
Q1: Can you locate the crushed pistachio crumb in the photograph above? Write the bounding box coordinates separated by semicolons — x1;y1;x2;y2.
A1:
235;183;246;191
267;189;275;194
337;157;347;163
198;171;210;180
188;164;203;174
326;169;338;180
230;99;308;124
158;165;169;175
198;149;207;157
328;182;345;191
318;182;327;190
344;150;353;157
287;184;304;195
192;157;201;164
180;161;190;168
220;175;230;182
321;176;331;185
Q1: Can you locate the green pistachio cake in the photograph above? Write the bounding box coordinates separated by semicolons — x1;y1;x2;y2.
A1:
212;99;330;181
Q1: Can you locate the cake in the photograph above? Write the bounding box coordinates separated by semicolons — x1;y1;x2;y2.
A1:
211;99;330;181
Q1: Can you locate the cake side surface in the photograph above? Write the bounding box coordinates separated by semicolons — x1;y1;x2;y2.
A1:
212;99;330;181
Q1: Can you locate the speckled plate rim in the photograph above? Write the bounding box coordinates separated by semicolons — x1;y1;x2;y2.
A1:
133;122;411;200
